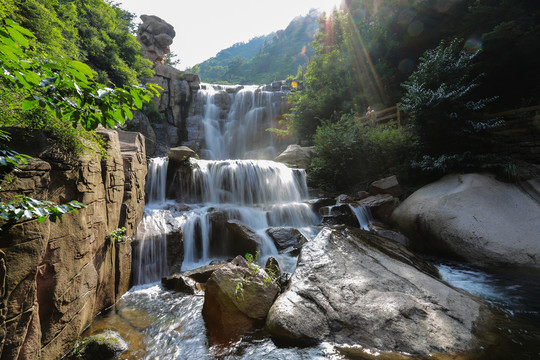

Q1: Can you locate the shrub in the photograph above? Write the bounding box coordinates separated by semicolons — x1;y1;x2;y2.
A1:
401;38;503;174
309;114;417;191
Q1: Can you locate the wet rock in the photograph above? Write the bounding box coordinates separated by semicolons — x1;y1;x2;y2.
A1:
368;175;402;197
320;204;359;227
335;194;355;203
202;255;280;344
162;274;201;294
266;226;492;355
369;223;411;247
265;227;307;254
305;198;335;214
391;173;540;267
225;220;263;256
72;330;128;360
356;194;398;222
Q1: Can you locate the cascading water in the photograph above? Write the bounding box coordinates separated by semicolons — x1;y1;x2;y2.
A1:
132;157;173;285
197;84;285;160
176;159;318;271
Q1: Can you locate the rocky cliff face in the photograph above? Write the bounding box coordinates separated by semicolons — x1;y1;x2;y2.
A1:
135;15;201;156
0;128;147;360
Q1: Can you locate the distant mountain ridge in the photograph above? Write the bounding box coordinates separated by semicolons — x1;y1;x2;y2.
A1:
195;9;321;84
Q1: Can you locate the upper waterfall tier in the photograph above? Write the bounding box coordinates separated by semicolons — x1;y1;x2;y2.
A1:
194;84;288;160
177;159;309;205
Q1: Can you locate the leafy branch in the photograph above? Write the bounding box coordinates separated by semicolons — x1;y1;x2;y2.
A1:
0;18;161;131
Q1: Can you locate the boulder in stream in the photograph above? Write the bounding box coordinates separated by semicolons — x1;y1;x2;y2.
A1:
225;220;263;256
265;226;493;356
202;255;280;344
391;173;540;267
265;227;307;254
72;330;128;360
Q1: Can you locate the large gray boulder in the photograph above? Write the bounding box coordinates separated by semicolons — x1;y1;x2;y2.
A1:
274;145;316;169
391;173;540;267
265;226;492;355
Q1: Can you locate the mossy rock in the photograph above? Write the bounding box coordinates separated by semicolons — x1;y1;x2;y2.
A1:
72;330;128;360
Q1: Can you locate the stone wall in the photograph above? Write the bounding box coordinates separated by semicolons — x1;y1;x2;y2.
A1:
0;128;147;360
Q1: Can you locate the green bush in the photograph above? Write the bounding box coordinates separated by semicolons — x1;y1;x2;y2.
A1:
309;114;417;191
0;86;104;156
401;38;503;174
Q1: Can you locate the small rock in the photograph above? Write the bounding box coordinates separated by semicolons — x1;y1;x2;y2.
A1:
72;330;128;360
161;274;201;294
368;175;402;197
168;146;195;162
265;227;307;253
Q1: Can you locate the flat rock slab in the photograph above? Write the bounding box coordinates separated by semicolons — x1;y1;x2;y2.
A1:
266;226;492;356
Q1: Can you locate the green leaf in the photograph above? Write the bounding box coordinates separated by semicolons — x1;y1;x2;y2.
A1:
6;26;29;48
22;99;38;110
14;71;31;89
69;61;94;77
132;94;142;109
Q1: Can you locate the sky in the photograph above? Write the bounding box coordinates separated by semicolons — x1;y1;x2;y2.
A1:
118;0;341;69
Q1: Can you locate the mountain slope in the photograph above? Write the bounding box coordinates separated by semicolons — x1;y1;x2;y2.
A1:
196;9;321;84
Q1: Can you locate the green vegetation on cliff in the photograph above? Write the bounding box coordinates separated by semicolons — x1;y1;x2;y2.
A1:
5;0;153;86
0;9;159;226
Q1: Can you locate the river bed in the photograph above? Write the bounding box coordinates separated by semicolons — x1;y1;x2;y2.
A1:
81;259;540;360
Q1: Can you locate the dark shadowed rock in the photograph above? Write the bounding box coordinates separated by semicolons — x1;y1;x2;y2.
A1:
320;204;359;227
266;226;492;356
162;274;201;294
305;198;335;214
356;194;398;222
181;264;224;283
225;220;263;256
72;330;128;360
265;227;307;253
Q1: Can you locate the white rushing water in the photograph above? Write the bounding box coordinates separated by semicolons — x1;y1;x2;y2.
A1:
132;157;173;285
197;84;284;160
177;159;318;271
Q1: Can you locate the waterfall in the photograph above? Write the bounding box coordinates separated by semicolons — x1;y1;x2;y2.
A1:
197;84;285;160
132;157;171;285
146;157;168;203
348;204;373;231
134;83;318;283
177;159;318;271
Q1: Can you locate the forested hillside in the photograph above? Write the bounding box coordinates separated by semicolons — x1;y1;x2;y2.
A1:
0;0;156;160
4;0;152;86
283;0;540;191
195;9;321;84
